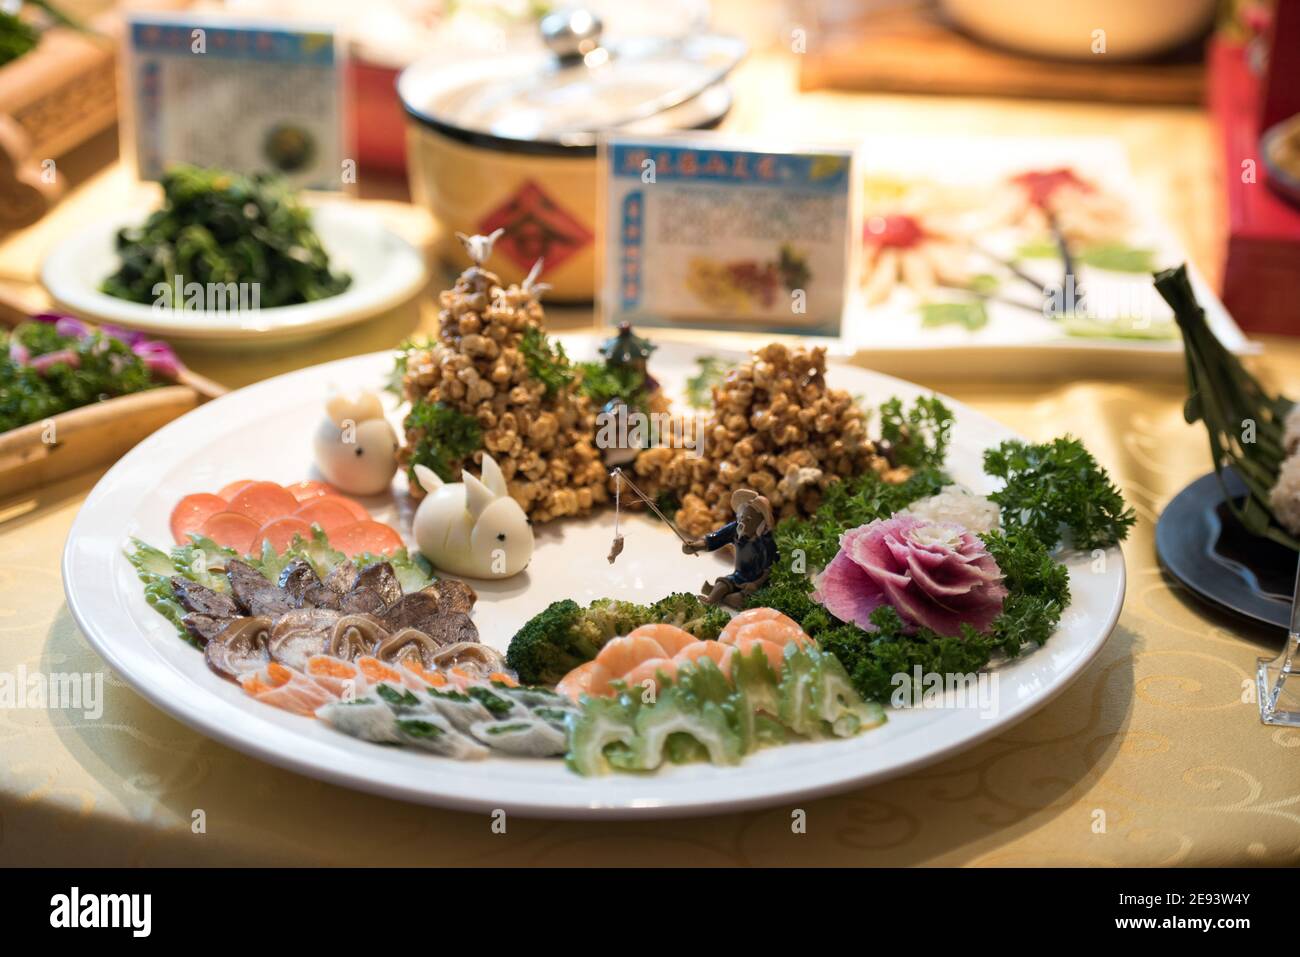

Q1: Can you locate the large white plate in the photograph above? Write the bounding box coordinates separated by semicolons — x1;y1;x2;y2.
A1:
61;337;1125;818
41;204;427;346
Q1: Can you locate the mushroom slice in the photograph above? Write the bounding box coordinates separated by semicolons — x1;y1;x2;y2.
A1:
327;613;390;660
227;559;295;617
171;577;240;618
430;641;505;675
205;616;272;681
267;608;342;671
279;560;341;611
375;627;441;668
423;611;480;648
352;563;402;608
430;579;477;614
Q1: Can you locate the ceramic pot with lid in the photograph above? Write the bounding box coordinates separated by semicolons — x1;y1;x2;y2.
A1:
398;9;746;301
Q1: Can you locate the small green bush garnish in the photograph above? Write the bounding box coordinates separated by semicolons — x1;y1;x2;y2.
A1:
878;395;954;471
684;356;733;409
403;398;483;483
983;437;1135;550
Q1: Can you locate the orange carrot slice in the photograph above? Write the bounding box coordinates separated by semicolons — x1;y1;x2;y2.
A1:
217;479;255;500
228;482;299;527
291;497;358;534
198;511;260;555
253;517;312;554
330;520;404;558
285;480;335;503
356;656;403;687
170;493;230;544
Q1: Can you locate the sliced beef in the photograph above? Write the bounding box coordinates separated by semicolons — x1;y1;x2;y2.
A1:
352;563;402;608
323;560;359;596
340;585;388;616
171;577;240;618
226;559;295;618
430;579;476;614
278;560;342;611
182;613;237;647
379;590;443;636
422;611;479;647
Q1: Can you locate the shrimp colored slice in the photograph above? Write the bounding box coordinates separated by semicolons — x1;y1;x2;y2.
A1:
729;617;813;650
198;511;260;555
170;493;230;545
622;657;678;694
673;641;734;679
285;480;335;502
720;607;800;643
331;521;405;558
228;482;299;527
627;623;696;656
556;660;612;701
254;517;312;554
292;497;358;534
595;634;669;677
217;479;255;500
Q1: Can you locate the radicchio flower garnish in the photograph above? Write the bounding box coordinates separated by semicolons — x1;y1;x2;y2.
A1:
30;349;81;374
130;338;181;379
812;515;1007;637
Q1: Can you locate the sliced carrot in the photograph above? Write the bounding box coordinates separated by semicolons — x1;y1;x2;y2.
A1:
217;479;255;500
291;497;358;534
330;520;405;558
198;511;260;555
253;517;312;554
488;672;519;687
241;674;274;696
285;480;335;503
170;493;230;544
228;482;299;527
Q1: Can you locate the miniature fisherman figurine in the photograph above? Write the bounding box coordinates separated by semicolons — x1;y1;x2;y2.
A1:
682;489;778;609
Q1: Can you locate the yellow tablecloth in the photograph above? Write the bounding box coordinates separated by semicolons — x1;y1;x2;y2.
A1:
3;15;1299;866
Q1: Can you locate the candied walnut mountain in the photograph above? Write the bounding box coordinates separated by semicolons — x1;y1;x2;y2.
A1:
631;343;905;537
400;258;607;523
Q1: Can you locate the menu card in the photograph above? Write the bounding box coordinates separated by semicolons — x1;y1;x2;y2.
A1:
601;135;852;336
124;13;346;191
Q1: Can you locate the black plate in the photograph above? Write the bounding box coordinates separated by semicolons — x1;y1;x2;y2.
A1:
1156;468;1295;629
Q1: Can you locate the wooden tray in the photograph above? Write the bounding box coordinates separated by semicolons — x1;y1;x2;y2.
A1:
0;288;224;499
797;3;1205;104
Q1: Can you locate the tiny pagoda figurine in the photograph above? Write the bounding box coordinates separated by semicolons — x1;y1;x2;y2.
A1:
681;489;779;608
600;321;660;394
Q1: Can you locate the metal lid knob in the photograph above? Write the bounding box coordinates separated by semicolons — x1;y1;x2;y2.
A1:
541;8;605;64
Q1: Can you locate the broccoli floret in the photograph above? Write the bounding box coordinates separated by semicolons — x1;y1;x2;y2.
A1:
648;592;729;639
506;594;724;686
505;600;596;686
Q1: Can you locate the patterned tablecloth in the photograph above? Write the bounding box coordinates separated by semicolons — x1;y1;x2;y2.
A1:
2;21;1297;865
2;330;1298;866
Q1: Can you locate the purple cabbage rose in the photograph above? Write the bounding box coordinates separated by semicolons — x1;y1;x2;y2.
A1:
812;515;1007;636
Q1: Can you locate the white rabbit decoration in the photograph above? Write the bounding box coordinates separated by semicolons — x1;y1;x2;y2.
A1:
313;391;399;496
412;454;534;579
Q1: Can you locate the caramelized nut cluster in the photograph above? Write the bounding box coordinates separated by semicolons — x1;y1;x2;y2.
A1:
399;267;607;523
633;343;905;537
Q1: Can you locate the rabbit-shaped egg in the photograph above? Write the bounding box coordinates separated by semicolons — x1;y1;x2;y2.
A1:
313;391;399;496
412;454;533;579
